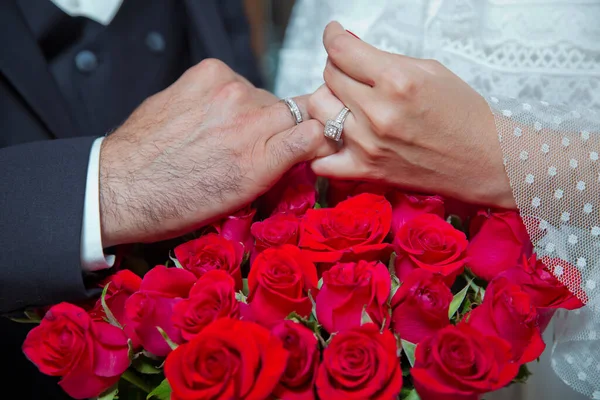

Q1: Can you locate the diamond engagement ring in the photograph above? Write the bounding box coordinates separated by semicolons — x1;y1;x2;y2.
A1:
324;107;350;141
282;97;303;125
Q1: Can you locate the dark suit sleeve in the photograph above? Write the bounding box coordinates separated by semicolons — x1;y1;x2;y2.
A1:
0;136;99;314
218;0;264;88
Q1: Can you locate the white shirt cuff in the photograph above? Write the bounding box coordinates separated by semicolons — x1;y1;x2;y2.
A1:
80;137;115;272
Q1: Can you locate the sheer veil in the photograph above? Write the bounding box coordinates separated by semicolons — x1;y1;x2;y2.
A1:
274;0;600;397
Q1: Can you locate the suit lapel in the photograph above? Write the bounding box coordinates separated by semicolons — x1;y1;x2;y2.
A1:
0;2;80;139
183;0;236;66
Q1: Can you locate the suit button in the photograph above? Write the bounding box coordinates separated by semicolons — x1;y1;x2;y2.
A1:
146;31;166;53
75;50;98;73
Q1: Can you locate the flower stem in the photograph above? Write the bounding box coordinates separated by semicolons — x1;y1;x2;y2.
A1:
122;369;153;394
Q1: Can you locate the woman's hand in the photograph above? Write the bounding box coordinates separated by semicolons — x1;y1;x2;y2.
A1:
308;22;515;209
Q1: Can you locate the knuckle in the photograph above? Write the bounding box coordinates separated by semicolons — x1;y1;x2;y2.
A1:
368;108;397;137
381;68;421;99
197;58;229;76
362;142;384;160
184;59;231;83
217;81;249;102
421;58;444;73
327;34;348;56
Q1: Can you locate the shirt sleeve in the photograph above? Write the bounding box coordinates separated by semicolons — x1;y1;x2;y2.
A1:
80;137;115;272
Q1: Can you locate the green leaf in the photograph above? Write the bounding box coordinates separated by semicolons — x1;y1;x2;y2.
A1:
401;339;417;367
360;305;373;326
156;327;178;351
448;279;471;319
132;358;163;374
314;202;322;209
169;253;183;269
101;282;122;328
403;389;421;400
307;289;318;321
242;278;249;296
96;384;119;400
470;280;486;302
285;311;320;334
147;379;172;400
24;309;42;322
512;364;533;384
235;290;248;304
389;274;401;302
127;339;137;361
388;252;397;276
317;277;323;290
9;317;40;324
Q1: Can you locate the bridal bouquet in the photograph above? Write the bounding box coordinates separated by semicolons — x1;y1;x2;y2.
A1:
19;163;585;400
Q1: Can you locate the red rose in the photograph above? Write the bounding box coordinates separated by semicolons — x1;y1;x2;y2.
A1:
467;210;533;281
326;179;388;207
165;318;288;400
388;191;444;235
250;212;300;262
393;213;467;285
90;270;142;347
246;245;318;327
174;233;244;291
23;303;130;399
272;320;319;400
261;162;316;215
391;269;452;344
503;254;585;310
316;323;402;400
213;205;256;256
465;277;545;363
299;193;393;265
316;260;390;333
500;254;585;331
172;270;240;342
273;183;317;217
125;266;197;356
412;324;519;400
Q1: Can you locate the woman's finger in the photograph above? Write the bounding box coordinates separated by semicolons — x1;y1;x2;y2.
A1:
323;59;374;113
310;147;365;179
322;21;388;86
307;85;361;139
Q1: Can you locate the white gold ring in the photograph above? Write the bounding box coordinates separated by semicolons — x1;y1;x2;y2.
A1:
283;98;303;125
324;107;350;141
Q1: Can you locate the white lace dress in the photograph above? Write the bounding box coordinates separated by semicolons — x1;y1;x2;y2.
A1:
275;0;600;398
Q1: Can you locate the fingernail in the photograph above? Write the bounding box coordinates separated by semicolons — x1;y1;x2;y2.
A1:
346;30;361;40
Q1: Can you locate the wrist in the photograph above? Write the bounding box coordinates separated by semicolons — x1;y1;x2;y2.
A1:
474;96;517;209
99;137;137;248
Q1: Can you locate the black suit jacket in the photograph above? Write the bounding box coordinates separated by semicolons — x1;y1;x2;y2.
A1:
0;0;261;314
0;0;260;396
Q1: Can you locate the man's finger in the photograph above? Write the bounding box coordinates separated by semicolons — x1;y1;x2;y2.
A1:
265;119;338;172
255;94;311;134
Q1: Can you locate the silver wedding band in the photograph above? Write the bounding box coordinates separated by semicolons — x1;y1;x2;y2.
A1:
324;106;350;141
283;97;303;125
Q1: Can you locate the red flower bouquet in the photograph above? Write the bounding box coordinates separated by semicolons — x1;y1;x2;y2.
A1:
19;173;584;400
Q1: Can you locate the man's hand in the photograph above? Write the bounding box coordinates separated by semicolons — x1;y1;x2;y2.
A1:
99;59;336;247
